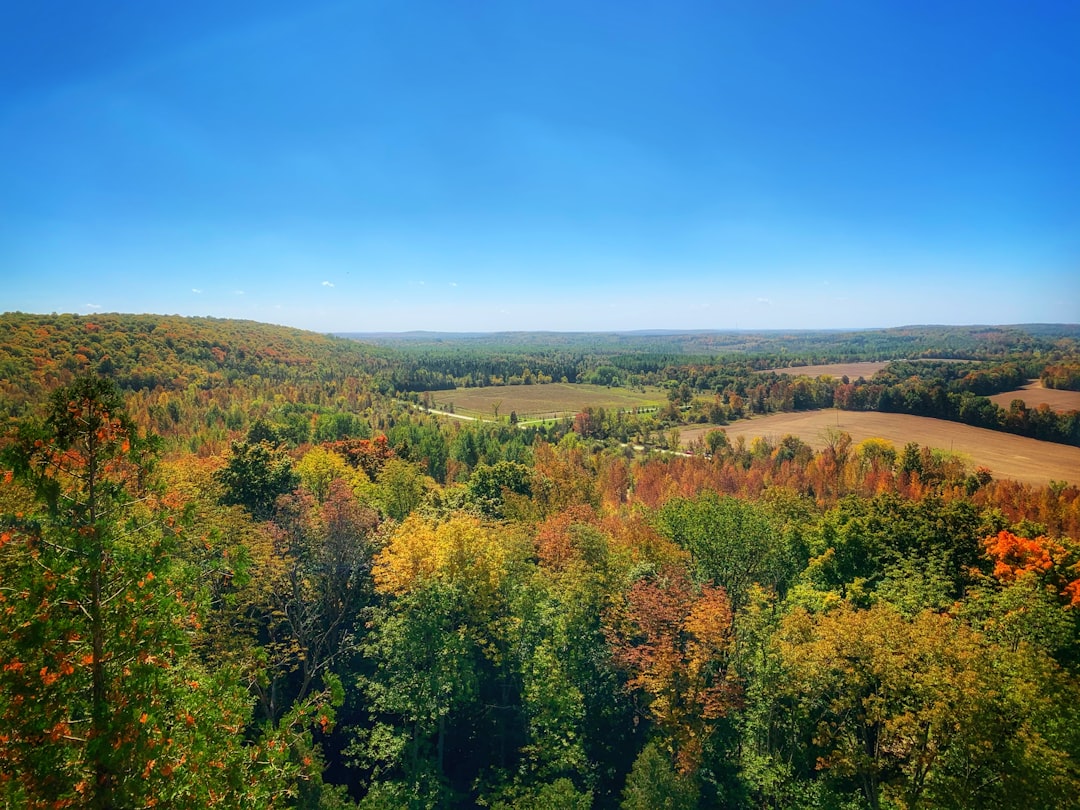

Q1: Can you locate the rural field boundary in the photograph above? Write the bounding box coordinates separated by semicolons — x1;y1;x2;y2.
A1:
424;382;667;422
988;379;1080;413
679;410;1080;486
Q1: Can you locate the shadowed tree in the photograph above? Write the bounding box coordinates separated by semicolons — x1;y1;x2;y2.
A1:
216;436;298;520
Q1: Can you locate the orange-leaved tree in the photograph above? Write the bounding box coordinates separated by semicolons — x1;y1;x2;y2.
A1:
606;566;740;773
984;529;1080;606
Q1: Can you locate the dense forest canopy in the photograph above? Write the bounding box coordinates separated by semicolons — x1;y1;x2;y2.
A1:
1;312;1079;809
341;323;1080;357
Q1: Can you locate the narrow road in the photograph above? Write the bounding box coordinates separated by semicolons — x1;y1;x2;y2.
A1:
409;403;480;421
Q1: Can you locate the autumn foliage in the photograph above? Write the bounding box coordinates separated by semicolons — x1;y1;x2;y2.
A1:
1;317;1079;809
607;567;739;772
984;529;1080;607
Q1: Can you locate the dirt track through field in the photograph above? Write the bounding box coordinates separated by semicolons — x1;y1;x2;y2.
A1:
680;410;1080;486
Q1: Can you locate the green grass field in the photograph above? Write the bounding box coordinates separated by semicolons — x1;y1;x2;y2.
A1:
425;382;667;422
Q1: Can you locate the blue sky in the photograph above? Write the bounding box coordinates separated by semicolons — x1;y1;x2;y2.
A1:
2;1;1078;332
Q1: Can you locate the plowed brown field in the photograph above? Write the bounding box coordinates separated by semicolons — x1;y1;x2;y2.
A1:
766;361;890;378
989;380;1080;413
679;410;1080;486
766;359;968;379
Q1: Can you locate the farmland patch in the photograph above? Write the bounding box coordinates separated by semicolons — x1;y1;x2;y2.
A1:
765;361;891;379
680;410;1080;486
424;383;667;422
988;380;1080;413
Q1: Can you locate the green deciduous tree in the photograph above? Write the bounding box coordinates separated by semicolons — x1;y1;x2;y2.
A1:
657;494;803;611
374;458;430;522
467;461;533;520
776;603;1080;810
620;740;698;810
216;437;299;520
354;582;481;808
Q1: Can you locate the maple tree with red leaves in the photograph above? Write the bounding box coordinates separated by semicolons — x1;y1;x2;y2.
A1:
606;566;740;773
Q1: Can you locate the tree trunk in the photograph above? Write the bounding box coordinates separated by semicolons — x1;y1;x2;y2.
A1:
86;432;114;809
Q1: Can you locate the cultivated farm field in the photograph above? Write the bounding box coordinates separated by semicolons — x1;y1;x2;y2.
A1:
767;361;891;378
425;382;667;421
988;379;1080;413
767;359;970;379
680;410;1080;486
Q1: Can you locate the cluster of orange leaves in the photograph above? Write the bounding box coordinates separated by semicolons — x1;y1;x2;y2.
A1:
37;660;75;686
985;530;1060;581
534;504;686;574
608;567;739;772
984;529;1080;607
624;452;1080;540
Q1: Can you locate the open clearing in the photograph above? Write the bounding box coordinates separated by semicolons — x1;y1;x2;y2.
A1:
989;380;1080;413
679;410;1080;486
425;383;667;421
766;361;890;379
766;359;970;379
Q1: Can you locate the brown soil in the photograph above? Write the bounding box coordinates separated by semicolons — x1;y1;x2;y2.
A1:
765;361;890;379
680;410;1080;486
989;380;1080;413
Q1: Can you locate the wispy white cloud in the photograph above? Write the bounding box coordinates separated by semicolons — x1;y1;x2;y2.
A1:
233;290;245;295
322;280;334;287
756;297;772;304
448;282;458;287
192;288;202;294
85;303;101;310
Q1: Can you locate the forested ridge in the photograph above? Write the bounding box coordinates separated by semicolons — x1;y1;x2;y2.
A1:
1;313;1079;809
3;314;1078;447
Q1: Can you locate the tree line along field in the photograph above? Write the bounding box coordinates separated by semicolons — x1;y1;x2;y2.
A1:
989;379;1080;413
399;343;1080;450
425;382;668;421
420;382;1079;487
679;411;1080;487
